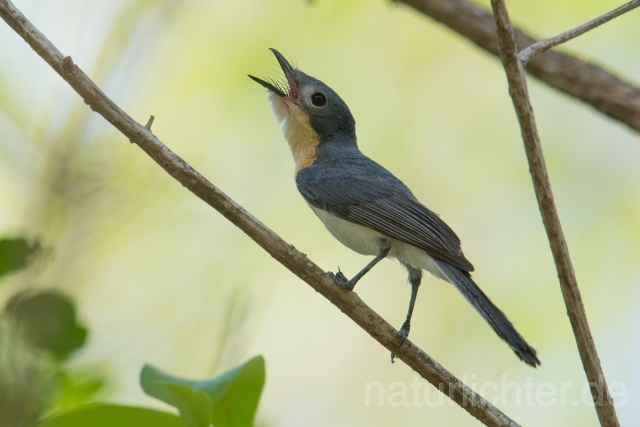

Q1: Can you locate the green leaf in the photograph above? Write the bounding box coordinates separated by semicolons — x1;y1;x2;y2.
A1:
0;238;40;279
49;369;106;412
141;356;265;427
5;290;87;361
207;357;265;427
160;383;211;427
140;365;198;406
35;403;184;427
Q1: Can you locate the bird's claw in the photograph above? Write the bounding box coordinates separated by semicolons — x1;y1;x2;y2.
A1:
328;269;354;290
390;326;410;363
398;326;410;344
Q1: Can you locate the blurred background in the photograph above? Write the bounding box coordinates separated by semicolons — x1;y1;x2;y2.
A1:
0;0;638;425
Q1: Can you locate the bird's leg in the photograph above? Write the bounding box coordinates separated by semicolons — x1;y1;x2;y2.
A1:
399;267;422;339
391;266;422;363
329;241;390;291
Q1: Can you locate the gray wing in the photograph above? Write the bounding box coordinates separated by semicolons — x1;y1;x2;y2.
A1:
296;161;474;272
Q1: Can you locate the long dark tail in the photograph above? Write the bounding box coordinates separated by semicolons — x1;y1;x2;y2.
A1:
434;259;540;367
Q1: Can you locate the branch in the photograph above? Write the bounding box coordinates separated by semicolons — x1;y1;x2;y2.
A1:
519;0;640;64
397;0;640;133
489;1;620;427
0;1;519;426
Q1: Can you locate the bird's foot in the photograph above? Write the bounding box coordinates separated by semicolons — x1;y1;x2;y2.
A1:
399;325;410;343
390;325;410;363
328;269;354;291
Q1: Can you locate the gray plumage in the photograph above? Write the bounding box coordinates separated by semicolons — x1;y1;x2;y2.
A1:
297;143;474;272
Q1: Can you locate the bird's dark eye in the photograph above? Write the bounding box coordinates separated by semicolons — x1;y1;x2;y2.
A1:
311;92;327;107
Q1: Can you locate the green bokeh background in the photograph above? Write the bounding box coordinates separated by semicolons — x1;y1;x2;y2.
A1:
1;0;638;425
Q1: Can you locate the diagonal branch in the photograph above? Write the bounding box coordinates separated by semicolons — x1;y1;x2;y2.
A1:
0;1;520;426
397;0;640;134
489;1;620;427
519;0;640;64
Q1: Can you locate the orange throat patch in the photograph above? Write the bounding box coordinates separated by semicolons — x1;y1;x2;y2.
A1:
269;93;319;174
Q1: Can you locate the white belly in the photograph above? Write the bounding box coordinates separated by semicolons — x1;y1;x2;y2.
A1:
309;205;449;282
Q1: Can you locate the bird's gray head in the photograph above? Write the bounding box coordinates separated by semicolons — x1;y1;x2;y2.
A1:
249;49;356;173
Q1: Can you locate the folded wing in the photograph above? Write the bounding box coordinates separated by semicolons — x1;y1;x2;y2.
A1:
296;162;474;272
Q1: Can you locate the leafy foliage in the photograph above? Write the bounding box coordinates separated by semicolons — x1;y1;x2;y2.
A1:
0;234;265;426
5;290;87;361
0;249;99;427
35;404;184;427
48;369;106;413
0;320;56;427
141;356;266;427
157;384;211;427
31;357;266;427
0;238;40;280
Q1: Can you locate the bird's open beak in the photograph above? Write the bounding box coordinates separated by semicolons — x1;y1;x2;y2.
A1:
249;48;299;100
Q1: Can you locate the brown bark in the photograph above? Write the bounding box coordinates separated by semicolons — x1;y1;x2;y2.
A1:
489;1;621;426
398;0;640;133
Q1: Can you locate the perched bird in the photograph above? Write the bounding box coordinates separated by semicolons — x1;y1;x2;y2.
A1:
249;49;540;367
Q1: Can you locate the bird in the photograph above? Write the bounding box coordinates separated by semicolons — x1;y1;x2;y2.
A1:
249;49;540;367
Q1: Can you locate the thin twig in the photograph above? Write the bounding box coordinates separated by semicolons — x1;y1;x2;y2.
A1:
519;0;640;64
144;115;155;130
397;0;640;133
0;1;520;426
489;1;620;427
131;115;154;143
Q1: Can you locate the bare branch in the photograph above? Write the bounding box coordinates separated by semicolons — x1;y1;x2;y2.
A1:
0;1;521;425
489;1;620;426
519;0;640;64
397;0;640;133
